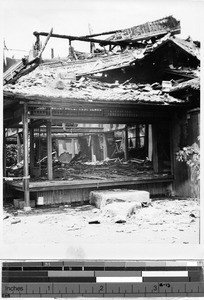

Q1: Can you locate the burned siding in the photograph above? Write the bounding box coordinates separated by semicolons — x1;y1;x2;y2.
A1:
172;108;200;197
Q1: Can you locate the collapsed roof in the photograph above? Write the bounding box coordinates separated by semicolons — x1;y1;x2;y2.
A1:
39;35;200;78
4;33;200;87
106;15;181;43
4;69;199;107
3;15;200;109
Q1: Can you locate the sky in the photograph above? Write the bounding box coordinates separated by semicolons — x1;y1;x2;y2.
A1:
1;0;203;59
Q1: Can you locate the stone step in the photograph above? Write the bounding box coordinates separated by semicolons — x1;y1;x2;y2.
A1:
89;189;150;209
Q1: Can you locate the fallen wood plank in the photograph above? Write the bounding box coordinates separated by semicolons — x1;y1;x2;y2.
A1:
37;27;53;58
71;174;106;180
4;28;53;85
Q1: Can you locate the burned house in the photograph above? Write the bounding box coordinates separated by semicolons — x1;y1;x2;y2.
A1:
3;16;200;209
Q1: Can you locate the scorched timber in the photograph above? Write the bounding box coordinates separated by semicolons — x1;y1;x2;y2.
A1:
33;31;125;46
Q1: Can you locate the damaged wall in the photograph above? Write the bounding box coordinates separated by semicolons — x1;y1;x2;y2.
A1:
101;41;199;84
172;108;200;197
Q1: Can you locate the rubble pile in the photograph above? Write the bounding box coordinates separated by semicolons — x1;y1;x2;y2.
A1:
6;161;23;177
3;198;200;244
166;65;200;78
4;71;188;105
52;157;153;181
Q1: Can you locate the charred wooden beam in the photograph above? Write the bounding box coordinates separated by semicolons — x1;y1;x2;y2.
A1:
37;28;53;57
17;131;22;163
124;125;129;161
4;28;53;85
46;121;53;180
3;128;6;178
22;102;31;210
152;124;158;173
33;31;126;46
79;29;122;38
30;125;35;176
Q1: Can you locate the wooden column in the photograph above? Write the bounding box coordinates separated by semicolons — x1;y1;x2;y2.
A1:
46;121;53;180
51;48;54;59
136;125;140;148
124;126;128;161
152;123;158;173
71;138;75;158
23;103;31;210
3;127;7;201
30;125;35;177
3;127;6;178
91;137;95;162
148;124;153;161
145;124;149;158
38;127;41;176
17;130;21;163
102;133;108;160
169;120;174;176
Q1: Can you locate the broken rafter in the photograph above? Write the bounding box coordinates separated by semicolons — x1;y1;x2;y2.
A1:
4;28;53;85
33;31;127;46
37;27;53;57
107;15;181;43
79;29;122;38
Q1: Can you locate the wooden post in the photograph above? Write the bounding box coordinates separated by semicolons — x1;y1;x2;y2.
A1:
17;130;21;163
145;124;149;158
71;138;75;158
152;123;158;173
169;120;174;176
91;137;95;162
136;125;140;148
148;124;153;161
124;126;128;161
51;48;54;59
38;127;41;176
30;125;35;177
3;127;7;201
3;127;6;178
23;103;31;210
103;133;108;160
46;121;53;180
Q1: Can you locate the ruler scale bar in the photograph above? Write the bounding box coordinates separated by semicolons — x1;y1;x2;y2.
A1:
2;282;204;294
2;260;204;297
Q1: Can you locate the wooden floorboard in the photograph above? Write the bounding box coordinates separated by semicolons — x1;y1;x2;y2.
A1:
7;174;173;192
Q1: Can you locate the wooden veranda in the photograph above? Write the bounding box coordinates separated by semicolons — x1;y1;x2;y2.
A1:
4;91;188;209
